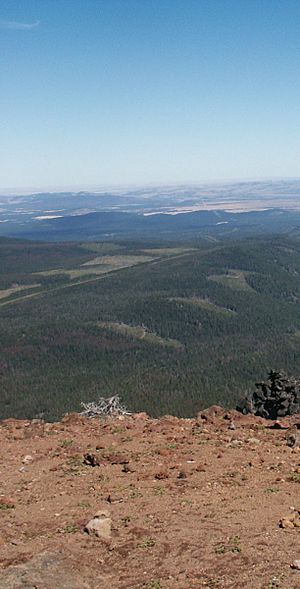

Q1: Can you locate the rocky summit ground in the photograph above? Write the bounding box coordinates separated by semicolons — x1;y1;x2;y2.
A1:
2;408;300;588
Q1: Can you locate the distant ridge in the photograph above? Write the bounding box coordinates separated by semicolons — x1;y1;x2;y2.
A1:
1;207;300;241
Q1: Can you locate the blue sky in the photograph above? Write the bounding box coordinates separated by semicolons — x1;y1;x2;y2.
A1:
1;0;300;190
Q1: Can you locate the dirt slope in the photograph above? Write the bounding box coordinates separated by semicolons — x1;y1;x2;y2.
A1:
1;408;300;588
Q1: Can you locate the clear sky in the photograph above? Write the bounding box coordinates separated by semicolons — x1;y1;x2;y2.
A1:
1;0;300;190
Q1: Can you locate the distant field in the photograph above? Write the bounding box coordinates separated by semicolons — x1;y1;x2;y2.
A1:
34;267;111;279
208;270;254;291
97;321;184;349
80;242;125;254
35;254;155;280
81;254;154;267
0;283;41;300
169;296;236;316
142;247;195;256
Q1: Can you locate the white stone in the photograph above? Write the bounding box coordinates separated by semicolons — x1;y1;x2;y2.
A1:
22;455;33;465
85;510;111;541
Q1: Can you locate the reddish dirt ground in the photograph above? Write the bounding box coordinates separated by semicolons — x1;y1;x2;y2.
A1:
1;407;300;588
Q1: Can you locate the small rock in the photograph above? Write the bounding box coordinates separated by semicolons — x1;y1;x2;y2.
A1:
198;405;225;420
0;496;15;509
61;413;86;426
22;455;33;465
122;464;134;473
177;470;187;479
83;453;100;467
195;464;206;472
104;453;129;465
131;412;148;421
247;437;260;445
158;448;173;457
291;560;300;569
279;511;300;528
106;494;123;504
287;433;300;448
84;510;111;541
280;517;296;529
230;439;243;447
154;471;168;480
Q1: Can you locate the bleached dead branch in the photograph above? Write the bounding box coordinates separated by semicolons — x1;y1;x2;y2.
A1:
80;395;131;418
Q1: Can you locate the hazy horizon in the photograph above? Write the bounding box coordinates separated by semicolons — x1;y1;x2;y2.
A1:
2;176;300;197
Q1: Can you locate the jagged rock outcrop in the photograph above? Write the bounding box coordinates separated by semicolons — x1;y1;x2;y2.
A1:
236;370;300;419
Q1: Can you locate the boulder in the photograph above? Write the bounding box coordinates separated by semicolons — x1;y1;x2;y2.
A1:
84;509;112;541
0;551;90;589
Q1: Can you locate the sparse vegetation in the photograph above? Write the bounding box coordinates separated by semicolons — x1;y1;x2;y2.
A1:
265;487;280;494
78;500;91;508
61;524;79;534
0;502;14;510
153;487;166;496
288;473;300;483
129;580;162;589
59;439;73;448
129;487;143;500
215;535;242;554
138;538;156;548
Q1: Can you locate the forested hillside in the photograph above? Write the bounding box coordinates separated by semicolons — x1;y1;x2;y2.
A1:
1;235;300;420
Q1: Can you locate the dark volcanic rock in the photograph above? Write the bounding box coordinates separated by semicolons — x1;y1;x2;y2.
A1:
237;370;300;419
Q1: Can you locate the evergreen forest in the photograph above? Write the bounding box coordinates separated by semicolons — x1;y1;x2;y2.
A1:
1;235;300;420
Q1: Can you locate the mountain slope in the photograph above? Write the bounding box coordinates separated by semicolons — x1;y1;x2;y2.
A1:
1;235;300;420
